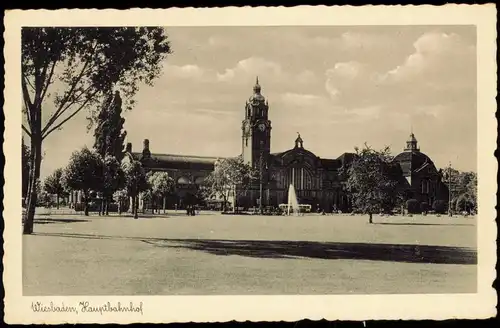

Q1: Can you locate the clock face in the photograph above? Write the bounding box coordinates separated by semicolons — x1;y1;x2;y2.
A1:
258;123;266;132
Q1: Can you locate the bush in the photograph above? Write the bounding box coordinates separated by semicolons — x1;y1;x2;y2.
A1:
420;202;429;213
406;199;420;214
432;200;447;214
455;194;474;213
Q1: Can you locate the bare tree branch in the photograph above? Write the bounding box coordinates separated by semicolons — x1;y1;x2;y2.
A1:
42;42;98;134
22;73;35;129
34;54;52;108
42;89;100;140
22;124;32;137
38;59;57;106
22;73;34;108
45;83;95;127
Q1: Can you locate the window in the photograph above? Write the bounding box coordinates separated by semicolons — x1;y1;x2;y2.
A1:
177;176;191;185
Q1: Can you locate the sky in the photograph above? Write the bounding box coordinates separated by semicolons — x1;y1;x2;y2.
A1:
35;25;477;179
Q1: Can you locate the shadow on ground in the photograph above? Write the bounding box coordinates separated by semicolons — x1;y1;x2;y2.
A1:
31;232;476;265
375;222;474;227
33;218;90;225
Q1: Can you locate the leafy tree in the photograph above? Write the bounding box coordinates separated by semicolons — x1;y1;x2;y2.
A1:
113;188;129;215
148;172;175;213
63;147;104;216
21;27;171;234
203;155;257;212
37;188;53;207
43;168;66;209
455;194;475;213
122;160;149;219
93;91;127;162
341;144;402;223
100;155;125;215
442;168;477;214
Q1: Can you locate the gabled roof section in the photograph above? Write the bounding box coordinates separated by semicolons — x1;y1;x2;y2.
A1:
131;152;228;170
336;152;357;167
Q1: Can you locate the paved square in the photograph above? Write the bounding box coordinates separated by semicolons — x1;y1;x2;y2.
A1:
23;212;477;295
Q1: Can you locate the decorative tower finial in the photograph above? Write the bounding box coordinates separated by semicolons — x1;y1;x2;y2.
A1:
404;131;419;152
253;76;261;94
295;132;304;149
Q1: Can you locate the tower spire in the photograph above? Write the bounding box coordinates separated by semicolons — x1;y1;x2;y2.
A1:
253;76;262;94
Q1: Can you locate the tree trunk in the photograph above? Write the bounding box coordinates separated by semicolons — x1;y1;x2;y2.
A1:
105;197;109;215
56;194;60;209
118;200;122;215
134;195;139;219
163;196;166;214
369;213;373;224
84;191;90;216
23;132;42;235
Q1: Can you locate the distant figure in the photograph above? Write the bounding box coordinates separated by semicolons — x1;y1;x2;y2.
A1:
175;204;178;212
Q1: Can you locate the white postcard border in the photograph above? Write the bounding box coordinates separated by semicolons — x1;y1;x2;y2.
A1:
3;5;497;323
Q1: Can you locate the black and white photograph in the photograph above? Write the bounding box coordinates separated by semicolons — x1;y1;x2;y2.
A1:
4;5;497;324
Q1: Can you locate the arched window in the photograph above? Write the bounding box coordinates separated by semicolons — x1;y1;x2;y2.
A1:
194;176;205;185
286;167;313;190
177;176;191;185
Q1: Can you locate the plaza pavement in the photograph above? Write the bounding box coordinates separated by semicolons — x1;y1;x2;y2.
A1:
23;211;477;295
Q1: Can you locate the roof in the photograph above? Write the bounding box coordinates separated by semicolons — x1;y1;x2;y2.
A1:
320;158;341;170
336;152;357;166
393;150;432;176
132;152;225;170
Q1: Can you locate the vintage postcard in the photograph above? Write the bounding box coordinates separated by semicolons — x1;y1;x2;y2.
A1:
3;5;497;324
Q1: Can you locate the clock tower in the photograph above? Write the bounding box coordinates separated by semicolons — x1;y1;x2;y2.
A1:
242;77;272;168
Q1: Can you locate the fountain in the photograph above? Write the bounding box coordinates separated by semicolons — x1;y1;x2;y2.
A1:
287;184;300;216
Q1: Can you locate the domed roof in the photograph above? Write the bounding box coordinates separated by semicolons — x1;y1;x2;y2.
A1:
249;93;266;102
393;150;433;175
249;76;266;103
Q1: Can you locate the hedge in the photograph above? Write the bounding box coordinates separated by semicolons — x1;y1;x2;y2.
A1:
420;202;429;213
406;199;420;214
432;200;447;214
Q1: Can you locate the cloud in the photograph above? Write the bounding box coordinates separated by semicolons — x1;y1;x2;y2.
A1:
164;63;215;82
217;57;283;82
382;32;475;87
324;61;381;105
280;92;323;106
323;31;476;123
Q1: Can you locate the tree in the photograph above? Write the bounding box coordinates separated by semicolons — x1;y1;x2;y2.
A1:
22;27;172;234
63;147;104;216
100;155;125;215
148;172;175;214
93;91;127;162
442;168;477;214
203;155;257;212
113;188;128;215
22;138;31;203
43;168;66;209
341;144;402;223
122;160;149;219
37;188;53;207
